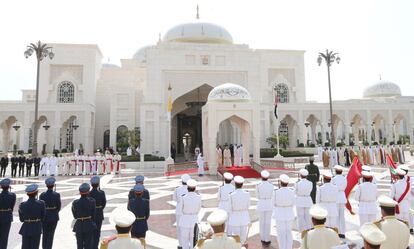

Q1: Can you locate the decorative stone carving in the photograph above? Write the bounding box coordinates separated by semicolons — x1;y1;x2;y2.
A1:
207;83;251;102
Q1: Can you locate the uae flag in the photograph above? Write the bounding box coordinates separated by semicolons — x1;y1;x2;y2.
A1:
274;94;279;119
386;153;398;182
345;157;363;214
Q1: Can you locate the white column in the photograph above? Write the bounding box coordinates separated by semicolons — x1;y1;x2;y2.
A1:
208;138;217;175
367;125;372;144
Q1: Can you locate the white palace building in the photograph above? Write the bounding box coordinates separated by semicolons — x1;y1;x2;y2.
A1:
1;18;414;164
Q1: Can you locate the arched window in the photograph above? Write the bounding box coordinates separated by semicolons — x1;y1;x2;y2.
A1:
103;130;110;149
57;81;75;103
274;84;289;103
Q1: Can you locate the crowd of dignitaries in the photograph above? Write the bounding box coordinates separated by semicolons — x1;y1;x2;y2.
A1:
0;151;122;178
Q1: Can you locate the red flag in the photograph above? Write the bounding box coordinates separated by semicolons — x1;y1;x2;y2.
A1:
386;153;398;182
345;157;363;214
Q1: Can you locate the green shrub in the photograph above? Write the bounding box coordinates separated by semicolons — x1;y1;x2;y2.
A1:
298;143;305;147
309;143;316;148
260;148;313;158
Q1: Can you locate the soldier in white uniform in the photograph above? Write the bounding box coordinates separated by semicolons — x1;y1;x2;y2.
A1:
97;153;105;175
194;209;241;249
301;205;341;249
295;168;313;232
100;209;143;249
178;179;202;249
331;165;347;238
359;223;386;249
91;154;98;175
256;170;274;246
375;195;410;249
354;171;378;226
390;169;410;224
173;174;191;249
105;152;112;174
228;176;250;246
316;170;339;229
218;172;235;229
273;174;295;249
49;154;58;176
112;152;122;174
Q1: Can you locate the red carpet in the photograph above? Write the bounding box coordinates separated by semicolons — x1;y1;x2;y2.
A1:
164;166;209;177
218;166;261;179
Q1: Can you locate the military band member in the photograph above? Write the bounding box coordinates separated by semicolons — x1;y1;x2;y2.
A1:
194;209;241;249
99;209;143;249
390;169;410;224
355;171;378;226
128;184;150;239
39;177;61;249
91;154;98;175
128;175;150;201
218;172;235;221
33;156;41;177
178;179;201;249
228;176;250;246
57;155;65;176
359;223;386;249
375;195;409;249
304;157;319;203
295;169;313;232
69;154;77;176
26;155;33;177
11;155;18;177
301;205;341;249
76;154;84;176
0;155;8;177
0;178;16;249
19;184;46;249
316;171;339;229
256;170;273;246
18;154;26;177
72;183;97;249
97;154;105;175
89;176;107;249
105;153;112;174
273;174;295;249
112;152;121;174
173;174;191;249
331;165;347;238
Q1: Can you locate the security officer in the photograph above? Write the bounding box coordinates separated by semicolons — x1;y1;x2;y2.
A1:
316;171;339;230
89;176;106;249
99;209;143;249
194;209;241;249
301;205;341;249
72;183;97;249
173;174;191;249
128;175;150;201
26;155;33;177
0;155;8;177
228;176;250;246
19;184;46;249
11;155;18;178
128;184;150;239
18;154;26;177
331;165;347;238
374;195;409;249
295;169;313;233
0;178;16;249
305;157;320;203
359;223;386;249
39;177;61;249
33;156;41;177
354;171;378;226
256;170;273;246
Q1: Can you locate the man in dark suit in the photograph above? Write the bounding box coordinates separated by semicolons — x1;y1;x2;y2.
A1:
18;184;46;249
0;155;8;177
128;184;150;238
10;155;18;178
72;183;97;249
33;157;41;177
18;154;26;177
0;178;16;249
128;175;150;201
88;176;106;249
26;156;33;177
305;157;320;203
39;177;61;249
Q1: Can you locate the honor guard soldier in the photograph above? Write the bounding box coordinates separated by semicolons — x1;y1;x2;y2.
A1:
178;179;201;249
33;156;41;177
304;157;320;203
194;209;241;249
374;195;409;249
89;176;107;249
99;209;143;249
218;173;235;215
331;165;347;238
354;171;378;226
128;175;150;201
273;174;295;249
39;177;61;249
256;170;274;246
301;205;341;249
11;155;18;177
359;223;386;249
19;184;46;249
18;154;26;177
128;184;150;239
390;168;410;225
0;178;16;249
295;169;313;233
26;155;33;177
173;174;191;249
0;155;8;177
228;176;250;246
72;183;97;249
316;170;339;230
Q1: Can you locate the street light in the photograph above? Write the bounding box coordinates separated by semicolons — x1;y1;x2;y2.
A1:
318;49;340;147
25;41;54;157
12;120;21;131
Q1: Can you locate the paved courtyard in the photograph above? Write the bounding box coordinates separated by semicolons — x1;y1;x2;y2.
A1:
4;154;414;249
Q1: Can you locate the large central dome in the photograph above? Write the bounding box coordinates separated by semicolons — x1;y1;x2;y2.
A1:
363;80;402;98
163;22;233;44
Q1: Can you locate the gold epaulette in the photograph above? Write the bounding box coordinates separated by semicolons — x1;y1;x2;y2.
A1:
229;235;241;243
373;219;383;228
99;235;117;249
301;228;313;239
397;218;410;227
196;238;205;247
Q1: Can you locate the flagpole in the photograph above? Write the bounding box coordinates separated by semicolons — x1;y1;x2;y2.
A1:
165;83;174;165
273;87;282;159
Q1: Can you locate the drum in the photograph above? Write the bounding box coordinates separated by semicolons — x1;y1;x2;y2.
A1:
193;222;213;246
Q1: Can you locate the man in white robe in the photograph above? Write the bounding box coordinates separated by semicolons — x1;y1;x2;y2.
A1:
197;152;204;176
39;155;50;176
234;145;241;167
223;146;231;167
49;155;58;176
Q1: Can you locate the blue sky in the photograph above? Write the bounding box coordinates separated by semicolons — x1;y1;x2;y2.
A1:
0;0;412;102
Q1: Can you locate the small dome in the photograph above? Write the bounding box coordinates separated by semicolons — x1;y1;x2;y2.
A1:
208;83;251;102
102;63;120;69
363;80;402;98
163;22;233;44
132;45;151;62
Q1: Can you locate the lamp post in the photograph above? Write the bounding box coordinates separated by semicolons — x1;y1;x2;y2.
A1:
166;83;174;164
318;49;340;147
305;121;310;146
25;41;54;157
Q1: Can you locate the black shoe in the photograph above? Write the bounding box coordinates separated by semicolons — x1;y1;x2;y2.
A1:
410;229;414;235
339;234;345;239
